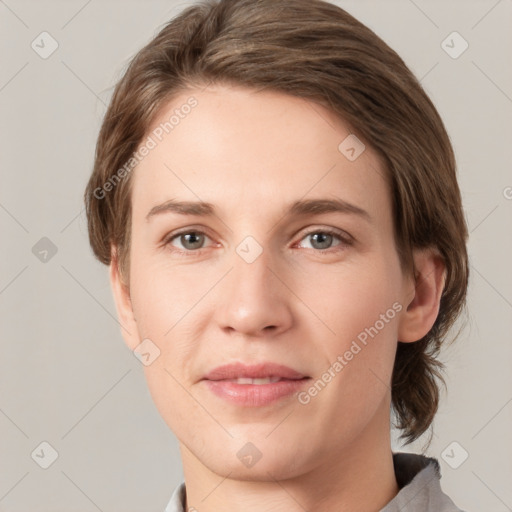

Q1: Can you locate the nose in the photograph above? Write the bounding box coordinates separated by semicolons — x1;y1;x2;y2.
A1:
213;243;294;338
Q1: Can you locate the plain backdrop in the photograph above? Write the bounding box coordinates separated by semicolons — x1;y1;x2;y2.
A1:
1;0;511;511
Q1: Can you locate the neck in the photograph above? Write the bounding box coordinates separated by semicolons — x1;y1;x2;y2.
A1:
179;409;399;512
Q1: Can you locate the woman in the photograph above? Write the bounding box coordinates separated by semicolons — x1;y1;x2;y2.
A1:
84;1;469;510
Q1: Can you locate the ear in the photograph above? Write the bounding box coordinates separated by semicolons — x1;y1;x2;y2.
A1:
109;246;141;351
397;248;446;343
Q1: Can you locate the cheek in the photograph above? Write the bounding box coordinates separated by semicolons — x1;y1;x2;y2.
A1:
131;275;206;385
294;254;402;409
293;257;402;347
295;263;401;434
128;252;211;395
129;245;203;337
130;268;206;437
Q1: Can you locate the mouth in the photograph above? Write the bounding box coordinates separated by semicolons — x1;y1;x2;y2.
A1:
201;362;311;407
202;361;308;381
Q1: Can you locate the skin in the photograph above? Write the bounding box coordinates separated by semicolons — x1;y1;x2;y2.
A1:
110;84;445;512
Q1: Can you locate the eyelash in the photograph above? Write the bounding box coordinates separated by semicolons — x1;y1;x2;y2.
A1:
162;227;353;257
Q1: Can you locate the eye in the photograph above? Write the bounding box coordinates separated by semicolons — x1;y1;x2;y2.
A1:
163;227;353;256
296;228;353;252
163;230;212;254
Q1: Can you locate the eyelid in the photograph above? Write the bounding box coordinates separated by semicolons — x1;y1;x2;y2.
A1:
294;225;354;244
161;226;216;249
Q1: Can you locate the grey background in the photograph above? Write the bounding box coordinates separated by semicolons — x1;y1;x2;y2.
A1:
1;0;511;510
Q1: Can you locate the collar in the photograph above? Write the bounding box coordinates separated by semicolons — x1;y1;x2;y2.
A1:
382;452;463;511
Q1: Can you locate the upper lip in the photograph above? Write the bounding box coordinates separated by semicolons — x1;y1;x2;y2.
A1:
202;362;308;381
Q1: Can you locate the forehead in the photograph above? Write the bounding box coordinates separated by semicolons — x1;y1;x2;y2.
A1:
130;85;390;221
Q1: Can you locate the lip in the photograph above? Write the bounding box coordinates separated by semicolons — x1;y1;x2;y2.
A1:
201;362;311;407
202;362;307;381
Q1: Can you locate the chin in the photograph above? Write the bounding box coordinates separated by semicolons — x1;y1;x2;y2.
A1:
204;442;315;482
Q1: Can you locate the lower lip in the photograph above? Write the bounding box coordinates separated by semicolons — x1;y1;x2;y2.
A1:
203;378;310;407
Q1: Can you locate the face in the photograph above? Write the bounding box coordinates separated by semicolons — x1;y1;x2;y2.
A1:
115;84;418;481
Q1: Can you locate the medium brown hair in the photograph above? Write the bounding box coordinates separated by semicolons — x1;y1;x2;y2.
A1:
84;0;469;444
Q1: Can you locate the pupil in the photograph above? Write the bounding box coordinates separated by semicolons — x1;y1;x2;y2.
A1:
312;232;332;249
182;232;203;249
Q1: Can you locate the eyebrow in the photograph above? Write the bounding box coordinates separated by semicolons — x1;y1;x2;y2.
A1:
145;198;371;222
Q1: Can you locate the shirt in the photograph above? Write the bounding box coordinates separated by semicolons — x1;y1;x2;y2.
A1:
164;452;466;512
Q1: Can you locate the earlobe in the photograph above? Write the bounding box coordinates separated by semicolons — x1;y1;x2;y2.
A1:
397;248;446;343
109;247;140;351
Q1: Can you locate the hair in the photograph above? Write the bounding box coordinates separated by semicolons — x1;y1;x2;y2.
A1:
84;0;469;445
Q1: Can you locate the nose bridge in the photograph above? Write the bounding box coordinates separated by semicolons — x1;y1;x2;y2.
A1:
230;233;276;303
213;233;292;336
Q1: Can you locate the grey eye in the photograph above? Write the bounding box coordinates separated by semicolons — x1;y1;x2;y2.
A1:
178;232;205;250
308;232;334;250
